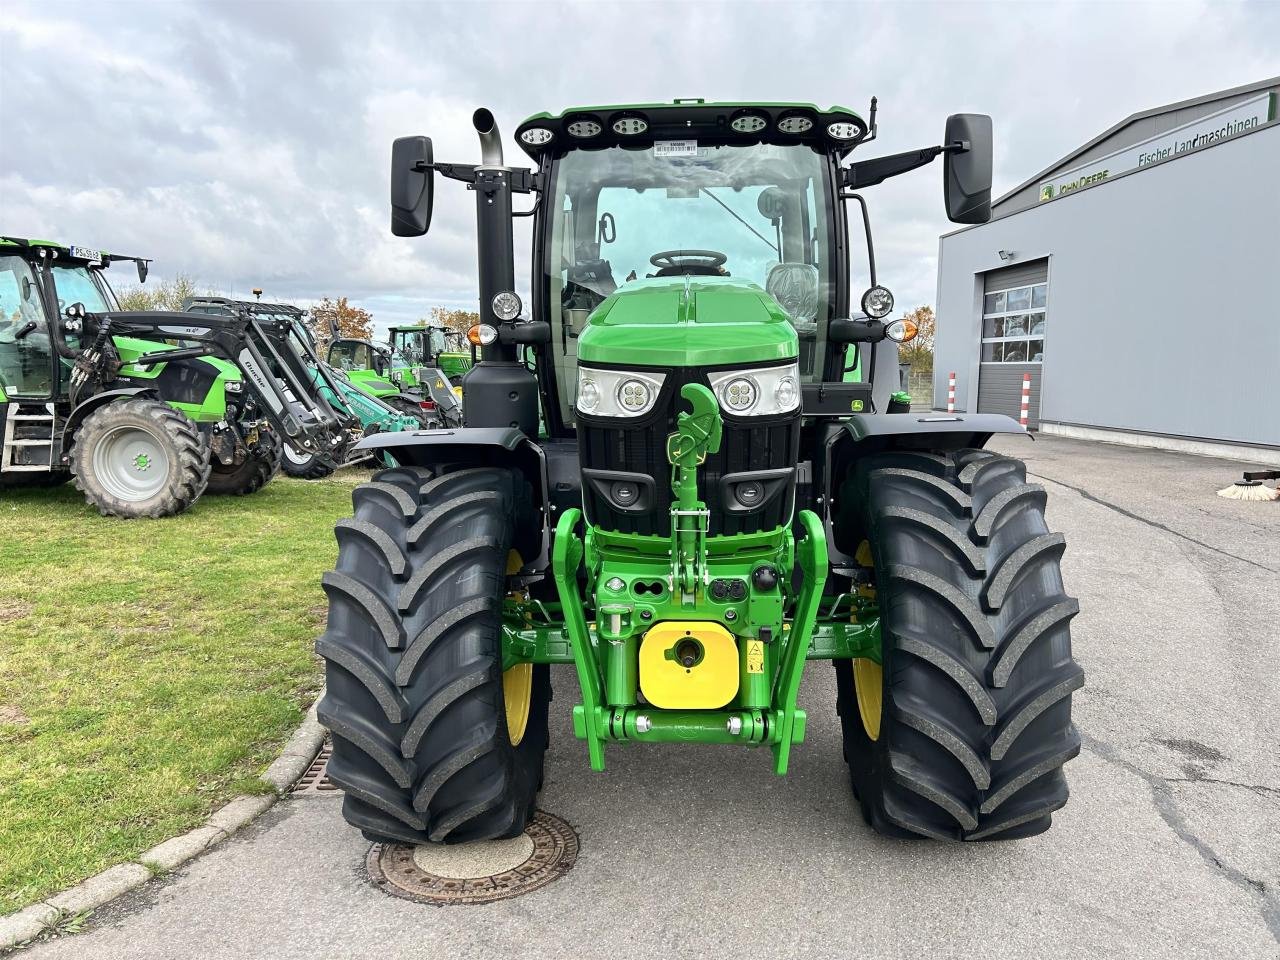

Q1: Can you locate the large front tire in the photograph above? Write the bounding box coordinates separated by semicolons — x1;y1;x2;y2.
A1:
70;399;210;518
205;429;282;496
317;465;550;844
835;448;1082;840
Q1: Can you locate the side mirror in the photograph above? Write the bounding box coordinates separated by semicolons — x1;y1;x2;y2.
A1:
943;114;993;224
137;260;149;283
391;136;434;237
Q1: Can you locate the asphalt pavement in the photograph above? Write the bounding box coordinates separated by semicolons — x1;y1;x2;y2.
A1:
21;435;1280;960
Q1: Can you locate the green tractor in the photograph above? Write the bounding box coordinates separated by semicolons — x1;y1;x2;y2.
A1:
389;323;473;384
185;296;426;479
317;100;1081;845
0;238;349;516
327;325;463;427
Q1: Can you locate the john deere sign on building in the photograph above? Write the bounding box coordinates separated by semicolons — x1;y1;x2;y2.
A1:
1038;91;1275;202
933;77;1280;465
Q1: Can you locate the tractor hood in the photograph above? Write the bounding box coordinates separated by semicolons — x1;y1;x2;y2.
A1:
577;277;798;368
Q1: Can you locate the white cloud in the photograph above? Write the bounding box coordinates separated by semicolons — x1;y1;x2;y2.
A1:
2;0;1276;331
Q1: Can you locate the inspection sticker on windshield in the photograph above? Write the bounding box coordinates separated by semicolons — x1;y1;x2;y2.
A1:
653;139;698;158
69;246;102;263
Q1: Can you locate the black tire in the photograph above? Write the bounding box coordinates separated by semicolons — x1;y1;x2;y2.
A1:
384;395;429;428
281;443;337;480
69;399;210;519
205;428;282;496
317;465;551;844
834;447;1082;841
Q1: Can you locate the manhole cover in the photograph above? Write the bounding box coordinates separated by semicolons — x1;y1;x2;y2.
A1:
368;810;579;905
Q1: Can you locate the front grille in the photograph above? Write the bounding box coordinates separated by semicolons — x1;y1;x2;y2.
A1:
579;367;800;537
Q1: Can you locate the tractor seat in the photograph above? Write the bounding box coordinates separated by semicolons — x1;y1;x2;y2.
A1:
766;262;820;332
567;259;618;298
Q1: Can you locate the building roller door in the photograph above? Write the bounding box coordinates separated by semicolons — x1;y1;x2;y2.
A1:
978;259;1048;428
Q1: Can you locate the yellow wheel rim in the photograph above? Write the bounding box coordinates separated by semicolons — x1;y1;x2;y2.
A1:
503;662;533;747
503;550;532;747
853;658;882;741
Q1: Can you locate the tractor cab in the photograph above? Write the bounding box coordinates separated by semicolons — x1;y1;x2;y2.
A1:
388;323;472;384
326;335;415;394
0;239;138;402
510;103;872;433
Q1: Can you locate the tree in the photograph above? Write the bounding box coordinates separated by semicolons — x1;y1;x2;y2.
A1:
309;297;373;347
896;305;935;372
426;306;480;332
113;274;209;312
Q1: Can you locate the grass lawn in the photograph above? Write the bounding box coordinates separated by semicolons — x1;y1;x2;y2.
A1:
0;473;360;915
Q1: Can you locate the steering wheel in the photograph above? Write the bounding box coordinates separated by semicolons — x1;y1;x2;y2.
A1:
649;249;728;276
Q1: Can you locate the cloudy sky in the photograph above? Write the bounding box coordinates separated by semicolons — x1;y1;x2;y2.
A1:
3;1;1277;332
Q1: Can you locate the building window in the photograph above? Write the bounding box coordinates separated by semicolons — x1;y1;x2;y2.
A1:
981;282;1047;362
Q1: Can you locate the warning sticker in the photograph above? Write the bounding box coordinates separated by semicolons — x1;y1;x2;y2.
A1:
653;139;698;158
746;640;765;674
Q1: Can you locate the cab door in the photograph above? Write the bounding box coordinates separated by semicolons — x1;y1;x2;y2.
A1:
0;256;58;400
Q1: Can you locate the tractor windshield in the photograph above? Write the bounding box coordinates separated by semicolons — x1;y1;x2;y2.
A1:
544;142;835;424
51;264;117;313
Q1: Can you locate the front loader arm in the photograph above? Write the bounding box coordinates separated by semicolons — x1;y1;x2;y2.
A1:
86;309;350;461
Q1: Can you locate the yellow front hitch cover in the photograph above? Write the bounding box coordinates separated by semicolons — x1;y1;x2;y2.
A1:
503;549;532;746
638;621;739;709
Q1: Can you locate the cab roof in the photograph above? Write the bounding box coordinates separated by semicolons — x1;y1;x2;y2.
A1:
514;99;868;161
0;235;149;269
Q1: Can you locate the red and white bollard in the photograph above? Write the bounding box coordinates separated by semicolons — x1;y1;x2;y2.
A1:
947;372;956;414
1019;372;1032;428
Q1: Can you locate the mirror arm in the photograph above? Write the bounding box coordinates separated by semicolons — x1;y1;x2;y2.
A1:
843;145;943;189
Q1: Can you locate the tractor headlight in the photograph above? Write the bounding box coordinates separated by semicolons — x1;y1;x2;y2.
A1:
576;367;665;418
708;363;801;416
617;378;653;413
861;285;895;319
224;380;243;394
492;291;522;321
722;377;758;413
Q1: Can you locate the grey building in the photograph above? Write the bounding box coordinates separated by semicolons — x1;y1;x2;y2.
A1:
934;77;1280;464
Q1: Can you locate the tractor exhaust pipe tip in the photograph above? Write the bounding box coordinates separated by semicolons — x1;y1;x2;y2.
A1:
472;107;504;167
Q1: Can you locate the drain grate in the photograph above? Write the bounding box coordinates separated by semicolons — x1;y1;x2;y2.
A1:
368;810;579;905
291;738;338;794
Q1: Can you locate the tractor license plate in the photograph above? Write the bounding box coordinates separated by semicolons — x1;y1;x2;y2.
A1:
69;246;102;263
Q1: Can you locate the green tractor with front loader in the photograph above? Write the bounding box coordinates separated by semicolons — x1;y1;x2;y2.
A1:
185;296;426;478
0;238;349;516
317;100;1082;845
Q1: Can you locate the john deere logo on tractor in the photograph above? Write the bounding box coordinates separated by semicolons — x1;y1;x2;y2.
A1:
314;98;1082;848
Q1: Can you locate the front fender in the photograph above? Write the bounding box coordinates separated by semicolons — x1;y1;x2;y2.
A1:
61;387;160;457
841;411;1029;448
356;427;549;563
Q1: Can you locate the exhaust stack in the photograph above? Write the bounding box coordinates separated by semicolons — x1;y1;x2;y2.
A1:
473;108;505;167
